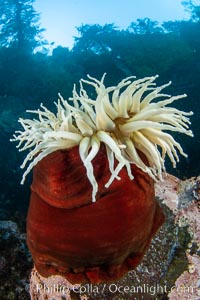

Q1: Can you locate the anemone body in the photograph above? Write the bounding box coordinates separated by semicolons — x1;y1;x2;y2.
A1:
27;146;164;283
12;74;193;283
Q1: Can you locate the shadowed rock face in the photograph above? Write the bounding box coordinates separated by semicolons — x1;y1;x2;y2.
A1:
27;146;164;284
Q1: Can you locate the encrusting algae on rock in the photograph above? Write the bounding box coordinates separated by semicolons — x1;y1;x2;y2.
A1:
11;74;193;284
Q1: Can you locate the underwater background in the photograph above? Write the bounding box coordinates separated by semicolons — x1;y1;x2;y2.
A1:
0;0;200;299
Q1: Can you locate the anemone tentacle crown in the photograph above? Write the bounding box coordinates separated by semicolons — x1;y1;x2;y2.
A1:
12;74;193;202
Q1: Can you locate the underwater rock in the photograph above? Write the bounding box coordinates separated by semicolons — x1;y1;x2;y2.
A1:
166;175;200;300
0;220;32;300
168;253;200;300
29;268;88;300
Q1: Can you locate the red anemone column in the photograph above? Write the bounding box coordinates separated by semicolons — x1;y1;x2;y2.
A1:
27;146;164;284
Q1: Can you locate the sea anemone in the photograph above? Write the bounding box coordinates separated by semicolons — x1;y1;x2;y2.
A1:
12;74;193;203
11;74;194;283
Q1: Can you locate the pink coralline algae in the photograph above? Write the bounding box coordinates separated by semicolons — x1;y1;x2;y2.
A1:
156;174;200;300
168;254;200;300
